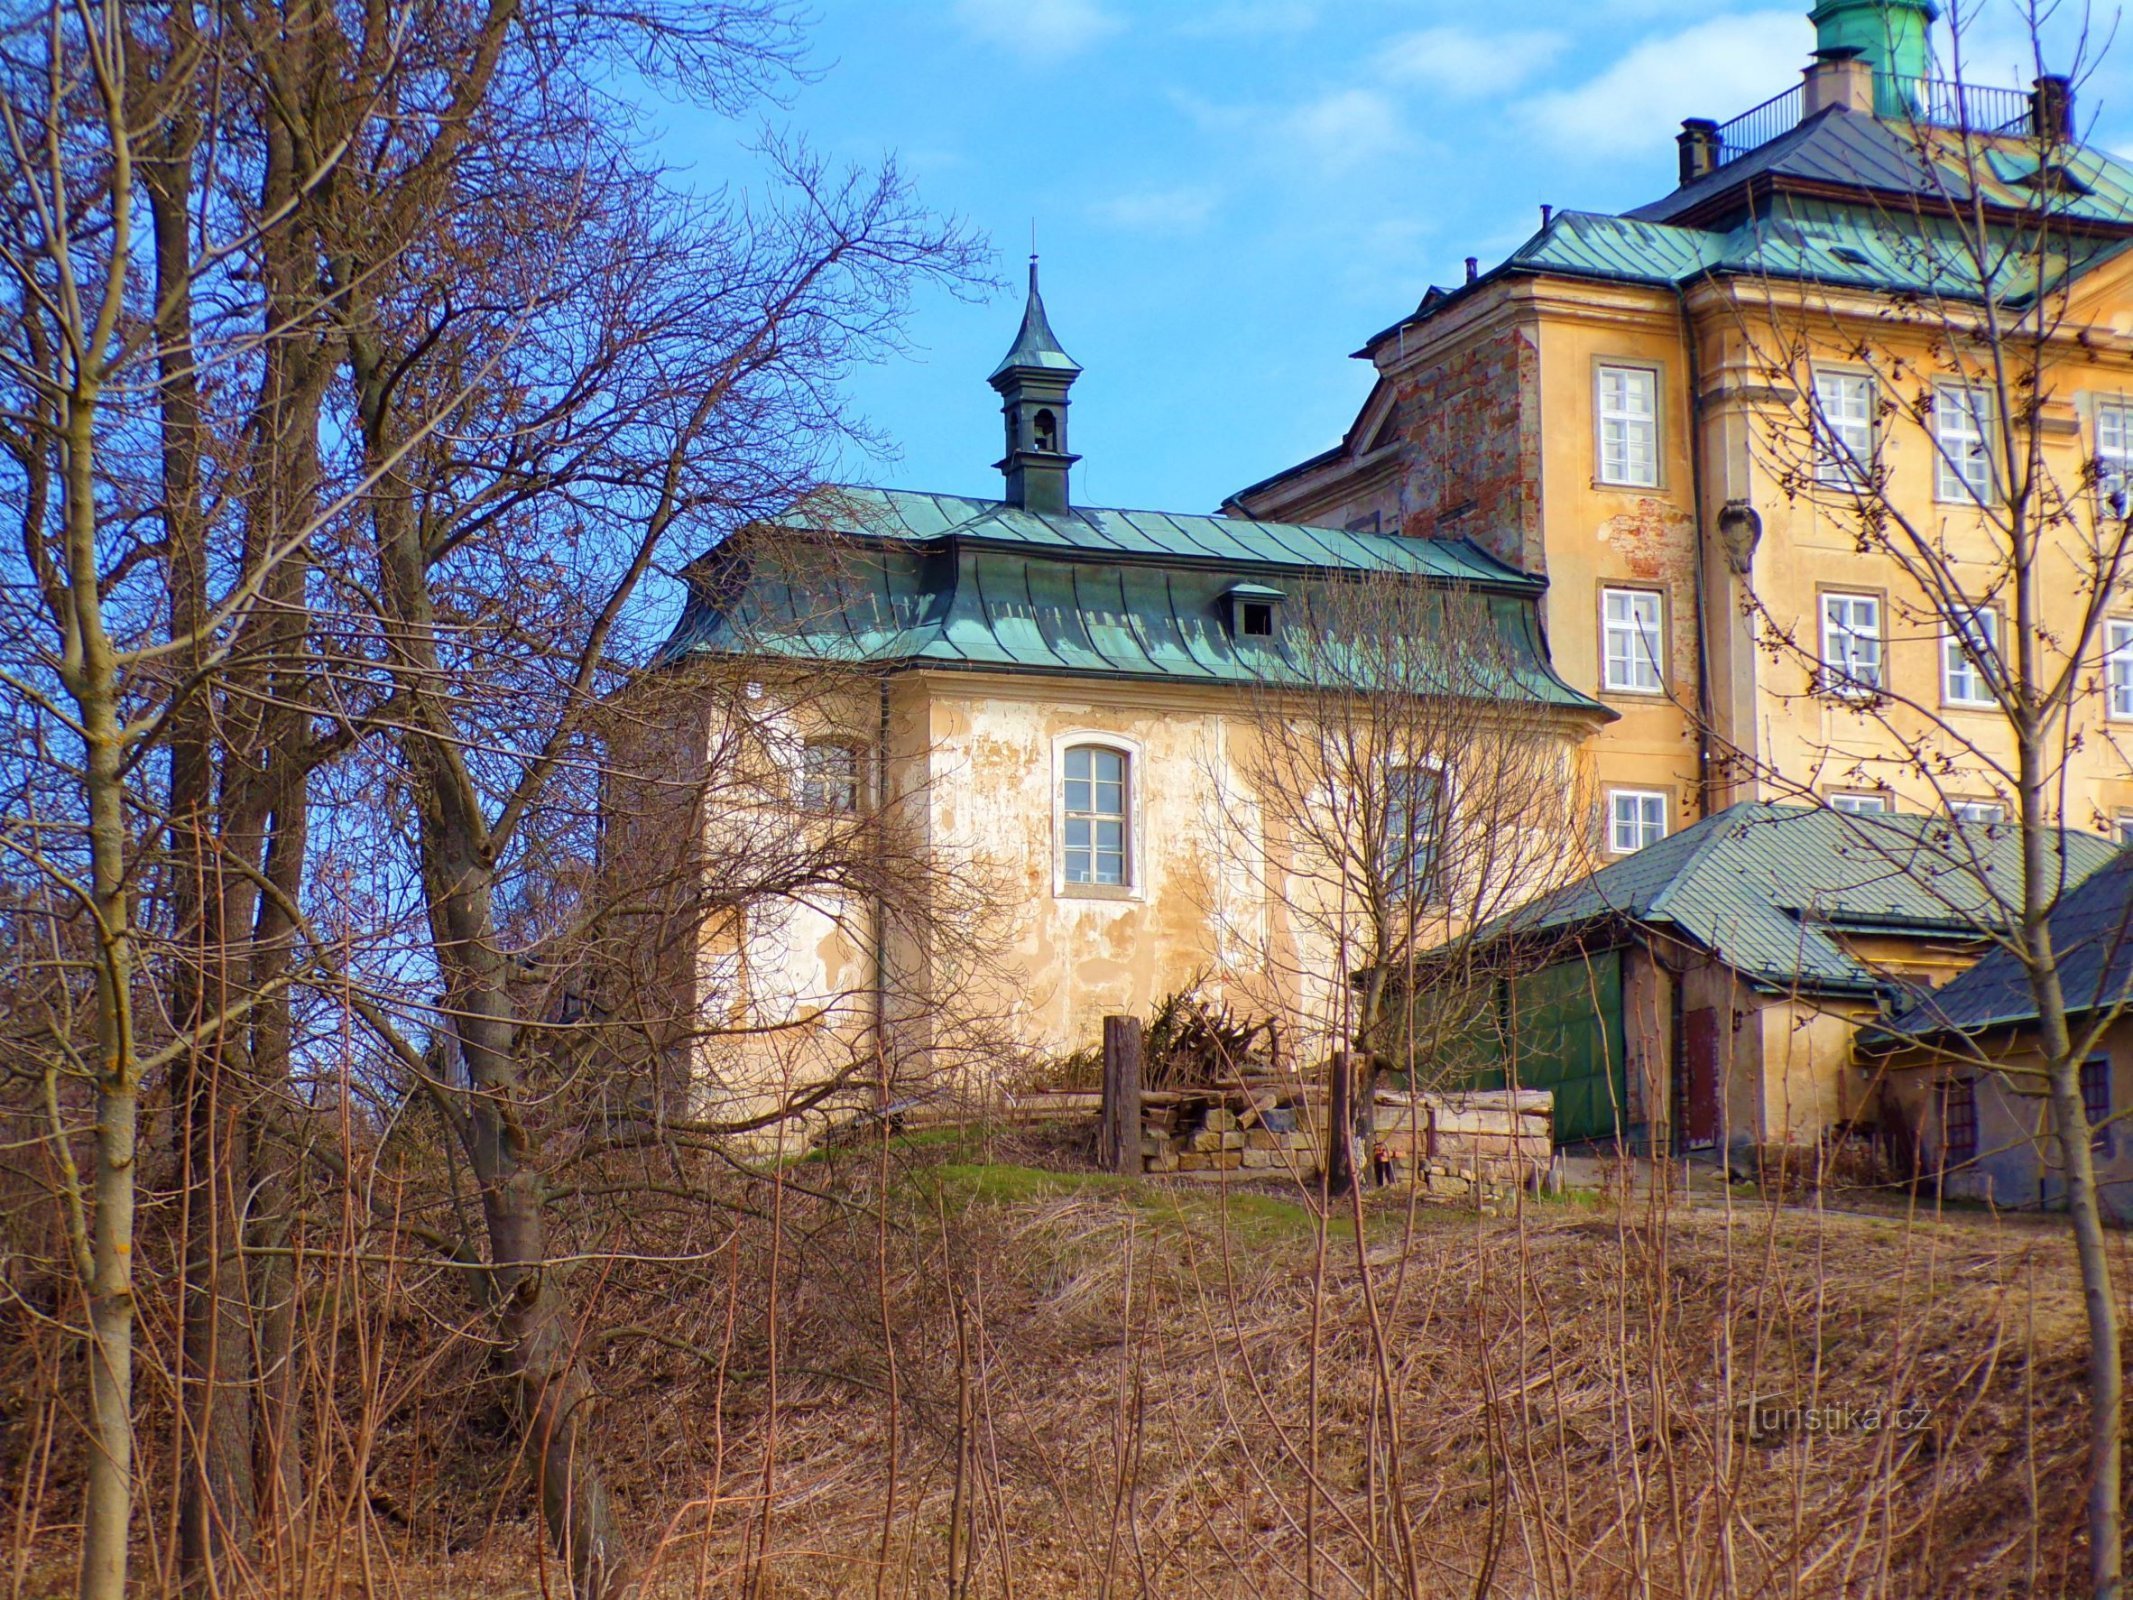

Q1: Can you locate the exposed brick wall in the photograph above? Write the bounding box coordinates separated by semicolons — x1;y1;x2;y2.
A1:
1389;322;1544;572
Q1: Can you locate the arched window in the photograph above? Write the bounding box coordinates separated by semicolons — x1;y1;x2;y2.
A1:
1033;408;1059;454
1062;744;1129;886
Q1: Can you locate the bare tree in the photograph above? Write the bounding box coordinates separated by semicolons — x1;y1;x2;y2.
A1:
1222;574;1597;1171
1711;13;2133;1589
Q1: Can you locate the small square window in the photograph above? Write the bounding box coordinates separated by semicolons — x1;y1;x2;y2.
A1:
1602;588;1665;694
1608;789;1668;854
1597;364;1660;488
1819;592;1883;696
1241;602;1274;637
801;742;862;814
2083;1057;2115;1157
1934;383;1996;504
1830;792;1890;815
2116;811;2133;848
1942;606;1999;708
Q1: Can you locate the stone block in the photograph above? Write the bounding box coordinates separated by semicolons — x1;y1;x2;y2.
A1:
1245;1130;1283;1151
1177;1152;1212;1172
1203;1108;1239;1133
1240;1147;1275;1169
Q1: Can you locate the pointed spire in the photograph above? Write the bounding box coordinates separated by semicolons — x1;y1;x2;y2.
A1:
989;256;1081;381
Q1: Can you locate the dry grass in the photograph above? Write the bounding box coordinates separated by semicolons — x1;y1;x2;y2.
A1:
5;1127;2121;1598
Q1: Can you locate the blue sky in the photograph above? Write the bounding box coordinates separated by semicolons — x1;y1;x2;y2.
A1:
667;0;2127;518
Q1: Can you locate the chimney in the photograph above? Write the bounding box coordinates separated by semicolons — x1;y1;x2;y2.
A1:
1678;118;1721;184
2031;74;2074;140
1802;46;1874;117
1464;256;1478;284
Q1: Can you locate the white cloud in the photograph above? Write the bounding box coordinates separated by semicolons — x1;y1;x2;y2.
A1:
955;0;1119;60
1090;184;1222;234
1522;11;1812;159
1280;87;1410;173
1377;26;1569;100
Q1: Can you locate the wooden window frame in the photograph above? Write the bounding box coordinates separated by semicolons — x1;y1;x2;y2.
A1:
1594;359;1664;490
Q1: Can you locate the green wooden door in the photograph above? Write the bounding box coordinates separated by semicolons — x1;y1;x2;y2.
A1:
1502;951;1629;1145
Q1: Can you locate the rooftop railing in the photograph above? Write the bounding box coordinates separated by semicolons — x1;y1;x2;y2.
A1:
1708;72;2044;171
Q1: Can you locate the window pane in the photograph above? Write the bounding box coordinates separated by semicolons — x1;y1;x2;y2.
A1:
1936;385;1993;502
2108;620;2133;718
1598;366;1659;487
1062;744;1130;888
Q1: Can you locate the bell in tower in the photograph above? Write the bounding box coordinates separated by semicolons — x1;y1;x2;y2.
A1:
989;257;1081;515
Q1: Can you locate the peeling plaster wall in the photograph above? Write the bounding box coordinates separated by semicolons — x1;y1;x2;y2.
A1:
909;676;1300;1063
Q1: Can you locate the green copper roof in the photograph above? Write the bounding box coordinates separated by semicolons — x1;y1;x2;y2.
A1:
1477;802;2118;997
768;487;1548;588
989;260;1080;381
661;488;1601;710
1362;112;2133;356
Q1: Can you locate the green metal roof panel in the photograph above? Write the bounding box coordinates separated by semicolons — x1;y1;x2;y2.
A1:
1481;802;2120;995
763;487;1546;591
663;530;1604;709
1506;211;1720;285
1883;847;2133;1036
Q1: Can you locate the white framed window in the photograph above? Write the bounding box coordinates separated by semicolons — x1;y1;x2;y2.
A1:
800;741;863;814
1384;763;1445;897
1942;605;2000;707
2097;401;2132;511
2117;811;2133;847
1830;791;1891;814
1601;587;1666;694
2106;618;2133;720
1934;382;1995;504
1062;744;1130;887
1597;364;1660;487
1951;799;2006;825
1819;592;1884;696
1608;789;1668;854
1814;370;1874;485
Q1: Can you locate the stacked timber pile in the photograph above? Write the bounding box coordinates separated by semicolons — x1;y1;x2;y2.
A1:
1136;1087;1553;1202
1139;1090;1318;1175
1372;1090;1554;1186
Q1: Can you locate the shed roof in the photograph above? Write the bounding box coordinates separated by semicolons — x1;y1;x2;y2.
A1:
1484;802;2119;997
1881;846;2133;1036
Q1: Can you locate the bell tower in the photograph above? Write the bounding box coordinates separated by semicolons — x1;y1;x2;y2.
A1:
989;257;1081;515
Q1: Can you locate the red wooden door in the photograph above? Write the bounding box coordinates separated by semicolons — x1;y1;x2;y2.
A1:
1683;1006;1722;1148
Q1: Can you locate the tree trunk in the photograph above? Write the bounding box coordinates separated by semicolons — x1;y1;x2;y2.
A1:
66;388;141;1600
1326;1051;1357;1199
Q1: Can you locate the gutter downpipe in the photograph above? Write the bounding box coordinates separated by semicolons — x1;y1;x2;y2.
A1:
1675;281;1718;819
873;674;891;1112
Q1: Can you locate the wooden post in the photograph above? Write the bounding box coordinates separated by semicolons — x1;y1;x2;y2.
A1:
1102;1015;1144;1175
1327;1051;1357;1197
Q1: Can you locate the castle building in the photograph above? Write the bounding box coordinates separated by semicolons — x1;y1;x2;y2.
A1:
657;266;1602;1090
1227;0;2133;855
